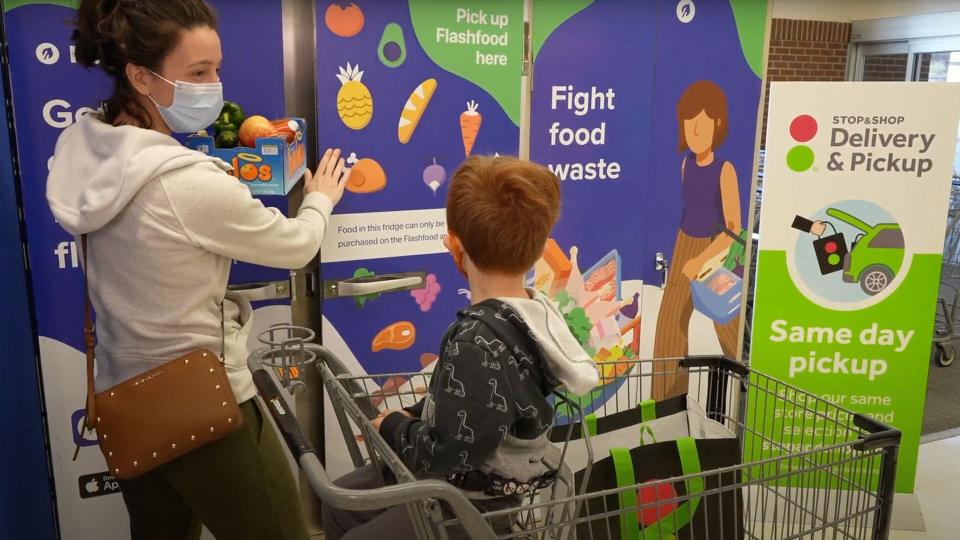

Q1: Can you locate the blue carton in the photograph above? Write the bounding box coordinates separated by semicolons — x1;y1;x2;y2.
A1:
186;117;307;196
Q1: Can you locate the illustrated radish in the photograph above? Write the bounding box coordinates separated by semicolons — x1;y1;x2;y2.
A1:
422;158;446;194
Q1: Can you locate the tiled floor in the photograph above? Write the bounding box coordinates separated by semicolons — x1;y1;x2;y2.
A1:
889;434;960;539
311;436;960;539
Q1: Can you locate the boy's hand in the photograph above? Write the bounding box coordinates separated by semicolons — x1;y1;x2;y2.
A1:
372;409;414;431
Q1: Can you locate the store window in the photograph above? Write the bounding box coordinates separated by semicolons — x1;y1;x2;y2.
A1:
915;50;960;82
850;18;960;257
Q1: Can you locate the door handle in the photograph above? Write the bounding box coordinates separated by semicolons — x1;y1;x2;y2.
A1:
655;252;669;289
227;280;291;302
323;272;426;299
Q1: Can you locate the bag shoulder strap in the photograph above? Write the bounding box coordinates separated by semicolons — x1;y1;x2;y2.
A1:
610;438;705;539
81;234;97;430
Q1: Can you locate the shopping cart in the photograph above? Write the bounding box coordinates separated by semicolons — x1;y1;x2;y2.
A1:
932;260;960;367
248;326;901;540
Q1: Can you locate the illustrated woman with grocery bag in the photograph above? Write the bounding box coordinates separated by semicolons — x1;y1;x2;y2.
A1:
45;1;349;538
652;80;746;400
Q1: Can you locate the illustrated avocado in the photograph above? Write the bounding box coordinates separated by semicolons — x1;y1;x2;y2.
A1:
378;22;406;68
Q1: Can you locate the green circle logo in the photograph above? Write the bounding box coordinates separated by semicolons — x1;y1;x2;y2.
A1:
787;145;814;172
827;253;840;265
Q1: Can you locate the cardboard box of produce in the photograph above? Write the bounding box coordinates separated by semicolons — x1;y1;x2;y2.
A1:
187;112;307;197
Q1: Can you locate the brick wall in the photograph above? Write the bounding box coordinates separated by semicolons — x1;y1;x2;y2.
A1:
917;54;932;81
861;54;909;81
762;19;852;147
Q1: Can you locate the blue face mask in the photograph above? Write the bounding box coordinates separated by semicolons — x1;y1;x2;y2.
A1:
148;70;223;133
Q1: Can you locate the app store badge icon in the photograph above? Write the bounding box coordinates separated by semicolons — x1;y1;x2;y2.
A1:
78;471;121;499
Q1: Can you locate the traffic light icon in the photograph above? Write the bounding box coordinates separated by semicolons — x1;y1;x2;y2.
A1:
813;233;848;275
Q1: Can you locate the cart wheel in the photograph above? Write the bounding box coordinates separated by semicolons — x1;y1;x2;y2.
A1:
935;343;955;367
859;265;893;296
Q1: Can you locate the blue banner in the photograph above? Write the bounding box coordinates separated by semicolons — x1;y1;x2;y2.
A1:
0;37;57;540
4;1;291;536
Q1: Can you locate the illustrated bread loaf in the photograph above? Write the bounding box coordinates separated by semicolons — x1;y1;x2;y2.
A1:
398;78;436;144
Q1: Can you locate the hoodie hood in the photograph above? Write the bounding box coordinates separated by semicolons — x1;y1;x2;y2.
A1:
497;288;600;395
47;112;230;234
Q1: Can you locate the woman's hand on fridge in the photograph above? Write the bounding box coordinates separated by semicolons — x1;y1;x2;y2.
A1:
682;256;704;281
304;148;350;205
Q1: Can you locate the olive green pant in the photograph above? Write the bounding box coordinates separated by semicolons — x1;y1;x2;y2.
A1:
118;399;309;540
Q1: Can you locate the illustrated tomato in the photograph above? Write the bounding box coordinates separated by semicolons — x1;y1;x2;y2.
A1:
325;3;364;38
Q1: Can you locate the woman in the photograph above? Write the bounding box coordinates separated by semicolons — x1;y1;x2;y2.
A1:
652;80;742;400
46;1;348;538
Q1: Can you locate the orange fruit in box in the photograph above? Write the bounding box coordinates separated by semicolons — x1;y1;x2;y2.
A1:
238;115;275;148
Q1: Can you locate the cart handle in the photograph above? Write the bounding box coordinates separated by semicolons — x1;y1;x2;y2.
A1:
852;414;902;452
248;348;498;540
939;297;955;336
679;355;749;378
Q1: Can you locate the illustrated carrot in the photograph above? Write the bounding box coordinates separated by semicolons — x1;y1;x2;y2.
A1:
460;100;482;157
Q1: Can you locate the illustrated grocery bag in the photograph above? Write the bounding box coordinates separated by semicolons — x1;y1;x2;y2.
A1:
811;224;848;276
690;266;742;324
690;227;746;324
569;395;743;539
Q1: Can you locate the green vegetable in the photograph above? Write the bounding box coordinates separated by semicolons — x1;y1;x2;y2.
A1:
210;101;245;148
212;118;232;134
219;101;245;130
215;128;238;149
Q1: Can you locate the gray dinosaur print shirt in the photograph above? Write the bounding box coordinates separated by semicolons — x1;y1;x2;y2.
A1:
379;299;563;481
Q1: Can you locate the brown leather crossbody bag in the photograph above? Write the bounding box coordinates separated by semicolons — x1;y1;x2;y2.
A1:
75;235;243;480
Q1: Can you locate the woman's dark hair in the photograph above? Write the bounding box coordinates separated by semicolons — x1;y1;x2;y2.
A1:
676;80;729;153
73;0;218;127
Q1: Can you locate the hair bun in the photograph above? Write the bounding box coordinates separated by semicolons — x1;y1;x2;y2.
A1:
73;0;124;72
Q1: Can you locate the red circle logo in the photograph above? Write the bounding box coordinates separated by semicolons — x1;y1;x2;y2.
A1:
825;242;837;254
790;115;818;142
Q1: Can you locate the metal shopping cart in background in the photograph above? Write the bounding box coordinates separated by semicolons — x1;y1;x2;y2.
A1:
934;203;960;367
248;326;902;540
933;260;960;367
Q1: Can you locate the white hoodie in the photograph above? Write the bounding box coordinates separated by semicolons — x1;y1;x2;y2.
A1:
47;113;333;403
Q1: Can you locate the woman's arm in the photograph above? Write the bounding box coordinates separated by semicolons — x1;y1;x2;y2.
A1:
681;161;741;279
164;150;347;270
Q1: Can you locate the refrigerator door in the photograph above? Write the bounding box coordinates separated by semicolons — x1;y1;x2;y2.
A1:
315;0;526;477
529;0;765;416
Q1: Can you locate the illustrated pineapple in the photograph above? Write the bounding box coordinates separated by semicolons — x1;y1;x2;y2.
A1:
336;63;373;130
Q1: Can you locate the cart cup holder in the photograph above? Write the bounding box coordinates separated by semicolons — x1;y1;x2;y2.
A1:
255;324;317;394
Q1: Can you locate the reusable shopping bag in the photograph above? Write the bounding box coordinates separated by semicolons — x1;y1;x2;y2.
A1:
550;393;690;474
568;394;744;539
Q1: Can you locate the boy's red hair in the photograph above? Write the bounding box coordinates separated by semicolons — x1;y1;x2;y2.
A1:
446;156;561;274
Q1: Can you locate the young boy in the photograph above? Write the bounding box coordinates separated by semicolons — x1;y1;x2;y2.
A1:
322;156;600;539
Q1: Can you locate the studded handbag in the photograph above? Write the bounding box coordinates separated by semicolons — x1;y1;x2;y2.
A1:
76;234;243;480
